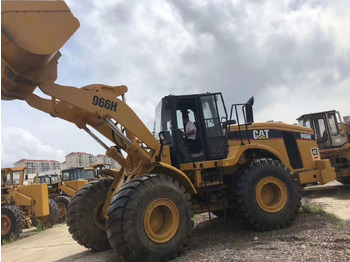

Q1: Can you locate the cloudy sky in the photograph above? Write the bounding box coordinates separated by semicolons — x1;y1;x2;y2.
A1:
2;0;350;167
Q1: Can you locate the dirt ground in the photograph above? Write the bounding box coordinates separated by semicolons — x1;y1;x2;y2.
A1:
1;184;349;262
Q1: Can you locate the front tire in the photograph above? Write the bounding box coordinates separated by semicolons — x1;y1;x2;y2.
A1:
32;199;60;228
235;158;301;230
1;205;25;242
54;195;71;223
107;174;194;262
66;179;113;251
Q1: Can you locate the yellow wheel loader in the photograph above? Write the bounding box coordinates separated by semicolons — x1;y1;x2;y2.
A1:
1;1;336;260
1;168;59;241
35;173;71;223
297;110;350;185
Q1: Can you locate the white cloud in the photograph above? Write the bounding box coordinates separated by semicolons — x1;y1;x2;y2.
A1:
1;127;66;167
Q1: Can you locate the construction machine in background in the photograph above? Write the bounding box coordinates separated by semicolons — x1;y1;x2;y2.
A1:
1;167;59;241
84;163;118;179
35;165;115;222
1;1;336;261
297;110;350;185
35;173;70;222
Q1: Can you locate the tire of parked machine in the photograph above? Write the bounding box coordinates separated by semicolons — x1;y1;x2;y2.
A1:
235;158;301;230
54;195;71;223
107;174;194;262
1;205;25;241
66;179;113;251
48;193;59;200
211;209;234;219
32;199;60;228
337;176;350;185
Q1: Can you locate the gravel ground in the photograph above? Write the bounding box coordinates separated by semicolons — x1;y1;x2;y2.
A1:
172;199;350;262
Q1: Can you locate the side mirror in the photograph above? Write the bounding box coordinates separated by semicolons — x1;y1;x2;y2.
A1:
245;96;254;124
159;131;172;145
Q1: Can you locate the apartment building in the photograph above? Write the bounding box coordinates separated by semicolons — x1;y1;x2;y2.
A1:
65;152;96;168
14;159;62;174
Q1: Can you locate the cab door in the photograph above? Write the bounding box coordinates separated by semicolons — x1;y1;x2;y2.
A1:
199;94;227;160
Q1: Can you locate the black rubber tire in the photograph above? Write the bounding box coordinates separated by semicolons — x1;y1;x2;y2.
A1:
107;174;194;262
49;193;60;200
234;158;301;230
1;205;25;242
54;195;71;223
32;199;60;228
337;176;350;185
66;179;113;251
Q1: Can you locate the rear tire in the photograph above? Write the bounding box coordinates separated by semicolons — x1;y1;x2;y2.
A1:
107;174;194;262
1;205;25;242
66;179;113;251
54;195;71;223
235;158;301;230
32;199;59;228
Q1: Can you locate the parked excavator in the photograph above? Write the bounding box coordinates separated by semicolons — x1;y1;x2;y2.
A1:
1;167;59;241
2;1;336;260
297;110;350;184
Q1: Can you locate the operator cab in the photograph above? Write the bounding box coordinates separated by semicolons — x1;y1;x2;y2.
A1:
297;110;347;149
38;174;60;189
153;93;228;167
61;167;88;182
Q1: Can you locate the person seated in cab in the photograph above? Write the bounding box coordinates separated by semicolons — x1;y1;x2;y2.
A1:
182;113;197;151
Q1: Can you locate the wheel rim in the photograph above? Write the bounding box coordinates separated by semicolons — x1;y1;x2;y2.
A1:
57;203;67;218
1;215;11;235
256;177;288;213
144;198;179;244
94;200;106;231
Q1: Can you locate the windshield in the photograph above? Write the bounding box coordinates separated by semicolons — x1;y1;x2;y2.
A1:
51;176;59;183
62;168;86;181
327;113;339;136
153;100;162;139
153;99;172;140
84;169;95;180
39;177;50;184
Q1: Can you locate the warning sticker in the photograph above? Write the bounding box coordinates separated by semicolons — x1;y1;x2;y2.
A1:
311;148;320;160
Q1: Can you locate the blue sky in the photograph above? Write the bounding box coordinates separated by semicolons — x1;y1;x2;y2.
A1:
2;0;350;167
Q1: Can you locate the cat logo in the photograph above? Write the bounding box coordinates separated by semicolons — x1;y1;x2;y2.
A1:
253;130;270;140
311;147;320;160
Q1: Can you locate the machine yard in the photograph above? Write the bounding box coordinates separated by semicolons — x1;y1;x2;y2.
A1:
1;1;350;262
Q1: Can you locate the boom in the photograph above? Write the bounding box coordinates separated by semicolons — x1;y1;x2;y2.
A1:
2;1;160;178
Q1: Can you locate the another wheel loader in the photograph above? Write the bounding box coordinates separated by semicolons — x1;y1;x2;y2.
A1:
1;167;59;241
1;1;336;260
297;110;350;185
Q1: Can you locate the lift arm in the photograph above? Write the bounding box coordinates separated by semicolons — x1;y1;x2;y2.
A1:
2;1;159;175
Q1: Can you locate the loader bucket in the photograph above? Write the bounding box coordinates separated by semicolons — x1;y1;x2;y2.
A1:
1;0;80;100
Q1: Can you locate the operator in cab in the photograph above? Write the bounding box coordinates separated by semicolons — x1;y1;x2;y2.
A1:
182;113;197;151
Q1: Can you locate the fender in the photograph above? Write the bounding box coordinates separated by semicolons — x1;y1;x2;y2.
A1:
149;162;197;196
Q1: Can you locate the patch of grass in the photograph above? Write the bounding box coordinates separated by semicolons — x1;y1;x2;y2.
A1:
35;223;47;233
301;202;342;224
1;234;17;245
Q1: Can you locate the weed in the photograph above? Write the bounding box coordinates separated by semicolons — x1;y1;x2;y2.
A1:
301;202;342;224
1;234;17;245
35;223;47;233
